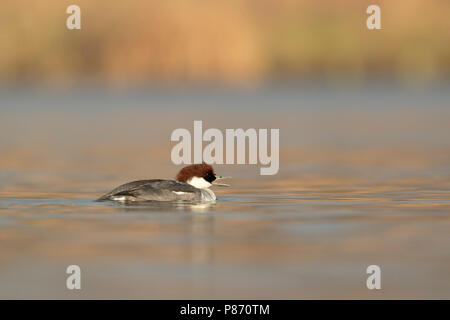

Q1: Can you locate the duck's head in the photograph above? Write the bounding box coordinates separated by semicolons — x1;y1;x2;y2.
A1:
176;163;230;189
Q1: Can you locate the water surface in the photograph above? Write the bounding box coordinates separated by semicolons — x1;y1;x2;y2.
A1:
1;86;449;299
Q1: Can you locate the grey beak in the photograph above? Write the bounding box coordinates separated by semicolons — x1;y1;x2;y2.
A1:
213;175;231;187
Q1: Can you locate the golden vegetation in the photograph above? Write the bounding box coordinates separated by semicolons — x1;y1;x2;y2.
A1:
1;0;449;84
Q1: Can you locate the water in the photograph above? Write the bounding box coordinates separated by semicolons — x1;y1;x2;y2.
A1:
1;85;449;299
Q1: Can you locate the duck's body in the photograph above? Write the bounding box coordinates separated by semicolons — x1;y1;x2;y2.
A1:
97;164;227;203
96;179;216;202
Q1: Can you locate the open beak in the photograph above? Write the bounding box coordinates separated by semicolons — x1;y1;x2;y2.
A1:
212;175;231;187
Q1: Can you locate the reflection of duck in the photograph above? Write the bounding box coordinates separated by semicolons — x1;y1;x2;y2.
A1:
97;164;230;203
116;201;215;214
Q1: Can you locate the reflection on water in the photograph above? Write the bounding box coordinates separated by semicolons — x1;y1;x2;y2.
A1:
0;87;449;299
1;184;449;299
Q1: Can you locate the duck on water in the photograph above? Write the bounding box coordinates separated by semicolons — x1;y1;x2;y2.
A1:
97;163;230;203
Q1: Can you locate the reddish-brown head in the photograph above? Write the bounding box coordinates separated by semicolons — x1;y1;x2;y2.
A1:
176;163;216;184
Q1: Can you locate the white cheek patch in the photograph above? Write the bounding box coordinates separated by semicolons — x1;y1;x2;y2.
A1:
187;177;212;189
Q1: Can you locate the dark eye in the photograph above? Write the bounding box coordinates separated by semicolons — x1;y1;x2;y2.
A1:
203;172;216;183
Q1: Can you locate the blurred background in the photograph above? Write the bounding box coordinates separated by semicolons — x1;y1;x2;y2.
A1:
0;0;450;299
1;0;450;84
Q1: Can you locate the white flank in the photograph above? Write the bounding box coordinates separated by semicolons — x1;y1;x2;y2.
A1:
112;196;127;201
172;191;188;195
